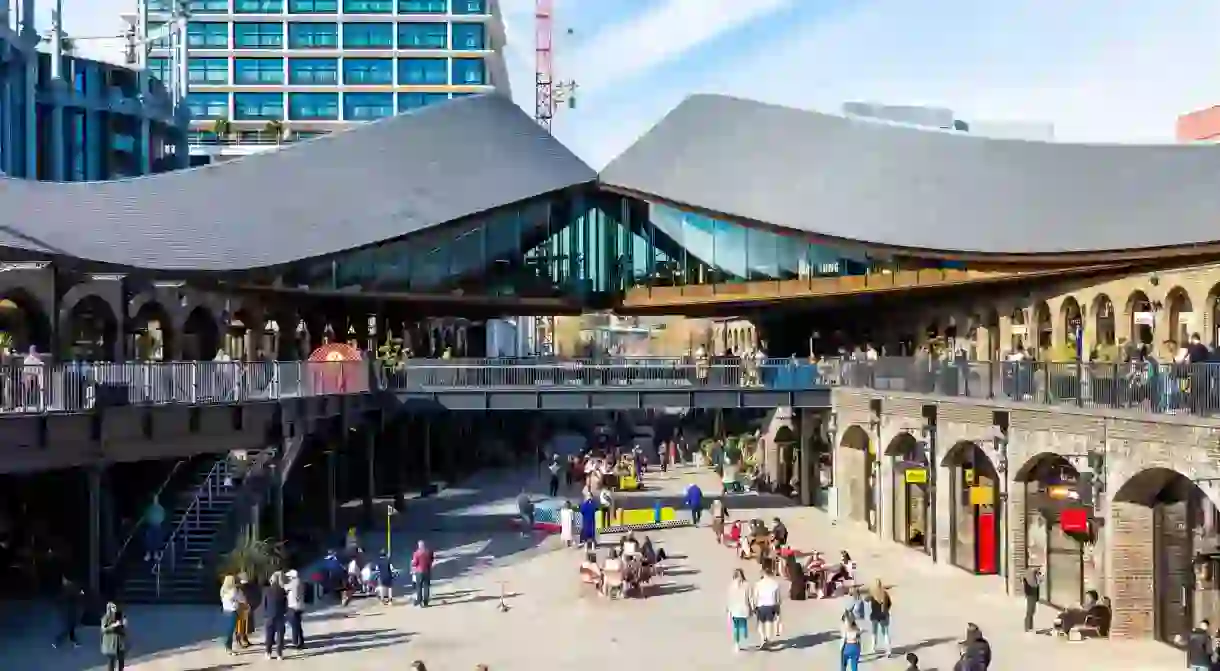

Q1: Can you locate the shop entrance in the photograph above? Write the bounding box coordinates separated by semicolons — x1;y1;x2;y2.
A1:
1016;454;1087;609
887;432;930;553
945;441;1002;575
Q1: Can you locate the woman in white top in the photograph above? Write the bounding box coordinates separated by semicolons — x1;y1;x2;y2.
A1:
560;502;576;547
220;575;242;655
726;569;752;651
601;548;625;598
840;613;862;671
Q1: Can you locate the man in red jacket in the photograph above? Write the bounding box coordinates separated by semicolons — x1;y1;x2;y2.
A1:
410;541;434;607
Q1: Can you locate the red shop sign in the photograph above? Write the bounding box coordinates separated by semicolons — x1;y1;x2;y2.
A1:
1060;506;1090;534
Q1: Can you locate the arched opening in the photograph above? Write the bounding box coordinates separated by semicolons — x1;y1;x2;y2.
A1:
0;290;52;356
887;432;930;553
943;441;1001;575
838;425;872;527
1014;453;1088;609
1209;284;1220;347
1033;301;1053;357
1092;294;1116;353
1010;307;1028;353
1060;297;1083;361
1111;468;1220;644
181;307;220;360
129;301;174;361
1127;290;1154;348
1166;287;1194;350
63;295;118;361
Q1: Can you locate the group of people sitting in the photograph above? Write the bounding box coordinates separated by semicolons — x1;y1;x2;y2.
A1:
578;532;666;599
1051;589;1112;639
714;510;857;600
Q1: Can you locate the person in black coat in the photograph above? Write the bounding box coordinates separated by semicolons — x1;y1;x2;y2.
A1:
1187;619;1213;670
964;623;991;669
262;572;289;660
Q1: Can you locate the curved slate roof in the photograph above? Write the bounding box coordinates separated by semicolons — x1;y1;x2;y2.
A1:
599;94;1220;256
0;93;596;271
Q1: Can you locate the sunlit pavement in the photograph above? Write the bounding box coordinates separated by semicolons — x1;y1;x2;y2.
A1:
6;465;1181;670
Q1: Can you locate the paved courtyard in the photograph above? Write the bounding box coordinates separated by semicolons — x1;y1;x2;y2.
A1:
5;466;1182;670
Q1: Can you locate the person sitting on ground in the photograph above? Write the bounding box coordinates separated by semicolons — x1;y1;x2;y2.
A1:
784;553;807;600
579;552;602;590
904;652;921;670
621;533;640;559
602;548;625;598
771;517;788;548
640;536;666;566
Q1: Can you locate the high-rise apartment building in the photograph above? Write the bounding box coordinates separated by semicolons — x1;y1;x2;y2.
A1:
140;0;508;162
843;102;1054;141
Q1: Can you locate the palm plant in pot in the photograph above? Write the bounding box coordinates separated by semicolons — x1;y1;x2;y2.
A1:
217;534;285;586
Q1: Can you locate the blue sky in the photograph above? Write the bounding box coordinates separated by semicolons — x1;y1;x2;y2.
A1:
42;0;1220;167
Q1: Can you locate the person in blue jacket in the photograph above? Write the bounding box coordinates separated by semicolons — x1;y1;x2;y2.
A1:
579;496;598;549
684;482;704;525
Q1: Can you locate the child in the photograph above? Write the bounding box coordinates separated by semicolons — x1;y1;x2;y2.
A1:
905;652;920;670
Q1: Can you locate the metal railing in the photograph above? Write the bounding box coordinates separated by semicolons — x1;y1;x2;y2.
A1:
106;458;187;571
152;457;233;598
830;357;1220;418
0;360;372;413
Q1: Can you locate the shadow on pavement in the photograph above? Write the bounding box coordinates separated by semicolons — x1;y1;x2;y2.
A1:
296;627;413;659
893;635;958;655
182;663;249;671
778;630;838;650
649;582;697;597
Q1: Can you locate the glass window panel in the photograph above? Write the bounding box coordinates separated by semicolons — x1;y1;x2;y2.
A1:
189;0;230;13
234;22;285;48
148;0;172;10
450;58;485;85
187;57;229;84
451;23;485;50
775;233;803;280
233;92;285;120
397;92;449;112
185;92;230;119
287;23;338;48
288;58;338;84
746;227;779;280
712;218;747;281
397;22;447;49
234;58;285;84
147;57;171;83
451;0;484;14
343;0;393;11
289;92;339;120
234;0;284;11
187;22;229;48
342;23;394;49
399;0;446;12
288;0;337;12
343;58;393;84
397;58;447;85
343;92;394;120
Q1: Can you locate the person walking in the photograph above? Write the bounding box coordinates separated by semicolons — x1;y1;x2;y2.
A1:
219;575;242;656
867;578;893;658
285;569;306;650
236;573;258;647
1187;619;1213;671
751;564;782;649
262;571;288;660
710;497;728;544
142;496;166;562
51;576;83;649
840;613;863;671
579;495;598;550
547;458;561;497
517;489;535;538
684;482;704;526
726;568;752;652
560;501;575;548
411;540;434;607
1022;568;1042;632
374;550;395;604
100;601;129;671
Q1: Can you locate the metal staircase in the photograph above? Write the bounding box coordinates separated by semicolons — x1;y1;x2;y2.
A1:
123;456;239;603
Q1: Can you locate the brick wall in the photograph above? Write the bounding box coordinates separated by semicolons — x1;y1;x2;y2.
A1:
1110;500;1155;638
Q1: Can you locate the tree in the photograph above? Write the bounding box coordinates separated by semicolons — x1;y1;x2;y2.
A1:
211;117;232;142
217;535;284;585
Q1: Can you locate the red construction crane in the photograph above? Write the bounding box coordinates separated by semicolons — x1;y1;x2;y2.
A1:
535;0;576;135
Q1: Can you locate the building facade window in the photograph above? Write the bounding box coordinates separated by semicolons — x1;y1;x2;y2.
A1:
399;0;446;12
288;22;339;48
189;0;231;13
148;22;172;47
398;91;449;112
187;22;230;48
147;57;171;83
343;23;394;49
234;92;285;120
234;22;285;48
397;22;446;49
288;58;339;84
397;58;447;85
288;0;337;12
343;58;394;85
451;0;485;14
451;58;485;85
186;92;231;119
451;23;485;50
187;57;230;84
344;92;394;120
147;0;172;10
343;0;393;12
235;0;285;12
235;58;285;84
289;92;340;120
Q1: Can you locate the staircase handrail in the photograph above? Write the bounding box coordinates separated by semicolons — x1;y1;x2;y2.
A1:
152;456;232;597
105;458;188;570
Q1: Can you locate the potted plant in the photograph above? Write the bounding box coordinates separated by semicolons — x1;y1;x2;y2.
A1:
211;117;232;143
217;534;284;586
263;119;285;143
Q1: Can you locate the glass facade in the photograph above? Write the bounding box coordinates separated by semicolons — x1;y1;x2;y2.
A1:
284;193;879;298
0;33;187;179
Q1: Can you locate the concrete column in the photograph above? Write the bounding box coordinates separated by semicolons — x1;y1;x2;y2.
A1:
935;462;953;564
1108;499;1155;639
363;425;375;529
87;465;102;597
878;454;894;542
1008;483;1028;595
